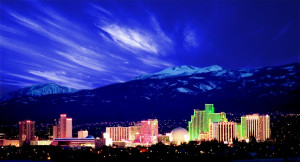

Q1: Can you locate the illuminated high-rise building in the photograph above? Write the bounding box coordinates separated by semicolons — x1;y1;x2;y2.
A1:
236;123;241;140
105;127;130;141
141;119;158;136
188;104;227;141
209;121;237;143
78;130;88;138
66;119;72;138
53;126;58;139
57;114;72;138
129;125;141;141
135;119;158;144
239;116;247;140
19;120;35;146
244;114;270;141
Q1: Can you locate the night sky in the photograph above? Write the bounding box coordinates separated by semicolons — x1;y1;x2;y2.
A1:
0;0;299;95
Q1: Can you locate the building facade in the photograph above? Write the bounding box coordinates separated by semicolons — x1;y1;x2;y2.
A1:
135;119;158;144
244;114;270;141
188;104;227;141
105;127;130;142
78;130;88;138
51;136;95;147
19;120;35;146
209;122;237;143
240;116;247;140
53;126;58;139
129;125;141;141
53;114;72;139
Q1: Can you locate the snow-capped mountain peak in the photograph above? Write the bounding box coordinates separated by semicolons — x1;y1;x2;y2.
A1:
20;83;78;96
135;65;223;80
0;83;78;101
0;63;299;122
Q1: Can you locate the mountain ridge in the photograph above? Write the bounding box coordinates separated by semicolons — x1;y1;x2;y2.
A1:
134;65;223;80
0;83;78;101
0;63;299;122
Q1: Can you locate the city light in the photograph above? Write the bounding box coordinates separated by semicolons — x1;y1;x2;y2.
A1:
1;111;299;161
0;0;298;160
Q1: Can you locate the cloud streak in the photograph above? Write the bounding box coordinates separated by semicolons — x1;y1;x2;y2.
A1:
93;5;174;57
100;24;158;54
0;1;177;93
28;70;92;89
55;51;106;72
183;26;199;49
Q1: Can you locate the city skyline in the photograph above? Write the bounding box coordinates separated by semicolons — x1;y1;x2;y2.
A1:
0;0;299;160
1;107;298;161
1;104;272;147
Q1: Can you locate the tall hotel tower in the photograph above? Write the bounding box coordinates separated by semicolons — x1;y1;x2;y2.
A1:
209;121;237;143
135;119;158;144
188;104;227;141
141;119;158;137
19;120;35;146
242;114;270;141
57;114;72;138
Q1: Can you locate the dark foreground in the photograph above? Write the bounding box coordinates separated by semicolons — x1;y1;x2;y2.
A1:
1;139;300;161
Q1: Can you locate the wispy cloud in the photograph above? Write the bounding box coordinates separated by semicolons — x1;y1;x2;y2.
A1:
149;15;174;55
183;26;199;49
9;11;101;58
3;72;45;83
1;8;110;88
93;4;174;57
0;79;38;88
0;36;78;71
0;36;42;57
91;4;112;16
0;1;177;93
100;24;158;54
0;24;24;35
55;51;106;72
138;56;173;68
149;15;172;45
28;70;92;89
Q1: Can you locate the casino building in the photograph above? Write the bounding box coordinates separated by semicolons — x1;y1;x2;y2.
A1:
51;135;95;147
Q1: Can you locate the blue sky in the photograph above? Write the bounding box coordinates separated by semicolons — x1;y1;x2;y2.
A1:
0;0;299;95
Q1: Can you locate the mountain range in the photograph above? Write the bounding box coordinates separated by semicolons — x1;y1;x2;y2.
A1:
0;83;77;101
0;63;299;122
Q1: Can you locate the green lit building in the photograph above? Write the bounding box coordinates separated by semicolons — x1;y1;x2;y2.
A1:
188;104;227;141
240;116;247;140
236;123;241;139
